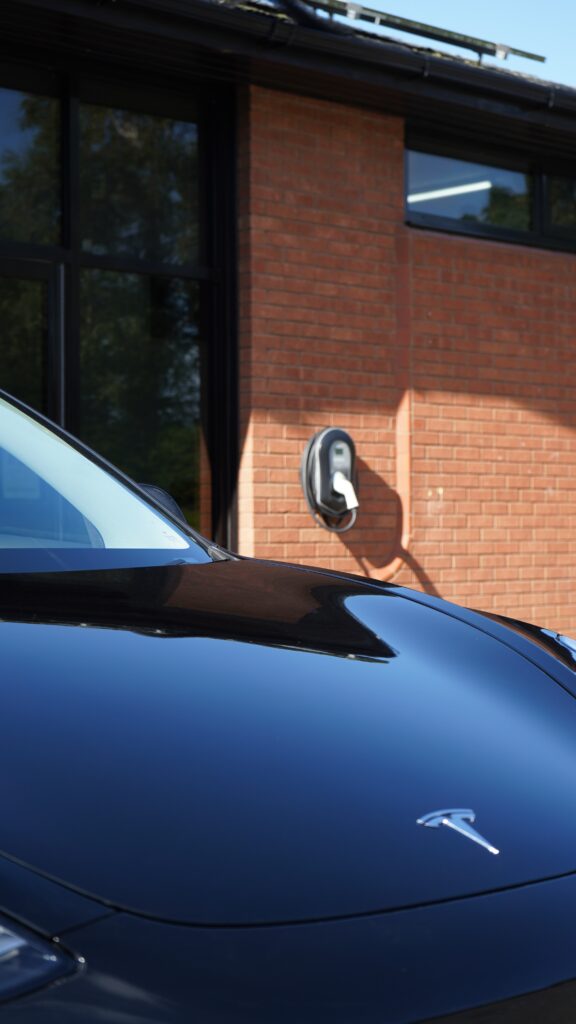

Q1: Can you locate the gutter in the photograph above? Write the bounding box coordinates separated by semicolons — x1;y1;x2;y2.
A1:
15;0;576;125
130;0;576;113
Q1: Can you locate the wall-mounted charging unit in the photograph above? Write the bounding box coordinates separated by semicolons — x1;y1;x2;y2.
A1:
301;427;359;532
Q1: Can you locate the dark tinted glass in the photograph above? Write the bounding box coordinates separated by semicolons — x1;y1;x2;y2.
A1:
0;88;60;245
407;152;532;232
548;175;576;232
79;270;203;527
0;276;47;412
79;104;199;265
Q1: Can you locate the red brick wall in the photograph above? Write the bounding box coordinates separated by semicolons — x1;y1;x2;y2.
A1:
410;235;576;632
238;85;404;571
237;84;576;633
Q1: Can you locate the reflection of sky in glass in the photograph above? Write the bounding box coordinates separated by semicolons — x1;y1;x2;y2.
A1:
407;151;528;222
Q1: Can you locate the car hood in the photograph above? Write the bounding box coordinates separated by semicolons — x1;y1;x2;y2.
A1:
2;559;576;925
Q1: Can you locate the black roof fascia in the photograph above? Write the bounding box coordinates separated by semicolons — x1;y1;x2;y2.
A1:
6;0;576;157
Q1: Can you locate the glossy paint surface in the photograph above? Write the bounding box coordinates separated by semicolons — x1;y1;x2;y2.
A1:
2;560;576;925
0;855;112;939
11;873;576;1022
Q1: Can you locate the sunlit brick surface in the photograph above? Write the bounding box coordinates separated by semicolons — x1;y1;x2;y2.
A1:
409;235;576;630
237;85;576;633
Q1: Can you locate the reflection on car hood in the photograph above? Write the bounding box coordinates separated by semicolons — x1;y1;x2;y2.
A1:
2;560;576;925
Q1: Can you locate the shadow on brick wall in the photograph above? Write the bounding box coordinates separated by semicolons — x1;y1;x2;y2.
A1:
342;459;442;599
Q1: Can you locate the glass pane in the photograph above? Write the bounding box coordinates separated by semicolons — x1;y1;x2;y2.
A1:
0;88;60;245
80;104;199;265
0;276;47;413
548;176;576;232
0;397;204;556
0;447;101;547
79;270;204;528
407;152;532;232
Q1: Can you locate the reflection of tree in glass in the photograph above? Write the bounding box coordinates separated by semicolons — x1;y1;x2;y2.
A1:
550;178;576;228
0;93;60;245
461;186;530;232
0;92;203;526
79;105;202;525
0;278;46;412
482;185;531;231
80;272;203;527
80;105;199;264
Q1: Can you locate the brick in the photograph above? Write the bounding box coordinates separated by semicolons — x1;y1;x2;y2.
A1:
236;84;576;632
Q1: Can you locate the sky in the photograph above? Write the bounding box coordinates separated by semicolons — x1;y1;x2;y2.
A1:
353;1;576;89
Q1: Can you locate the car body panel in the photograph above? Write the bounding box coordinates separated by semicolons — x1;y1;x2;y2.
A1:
3;391;576;1018
0;854;113;938
10;874;576;1022
2;560;576;925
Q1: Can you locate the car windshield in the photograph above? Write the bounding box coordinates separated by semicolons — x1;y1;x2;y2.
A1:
0;394;212;573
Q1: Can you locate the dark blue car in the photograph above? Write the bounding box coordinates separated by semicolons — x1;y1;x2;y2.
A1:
2;389;576;1022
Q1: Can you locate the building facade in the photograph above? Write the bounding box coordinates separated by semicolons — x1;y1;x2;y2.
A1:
4;0;576;631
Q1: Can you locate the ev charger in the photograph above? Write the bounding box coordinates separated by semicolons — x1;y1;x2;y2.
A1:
301;427;359;533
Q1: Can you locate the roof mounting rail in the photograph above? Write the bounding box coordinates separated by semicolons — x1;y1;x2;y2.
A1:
305;0;546;63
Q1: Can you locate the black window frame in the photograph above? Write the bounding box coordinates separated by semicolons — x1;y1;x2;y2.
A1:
405;130;576;255
0;63;237;548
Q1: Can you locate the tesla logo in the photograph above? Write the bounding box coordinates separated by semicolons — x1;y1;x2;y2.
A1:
417;809;500;856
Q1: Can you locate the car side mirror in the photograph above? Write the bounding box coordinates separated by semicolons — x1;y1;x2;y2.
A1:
138;483;188;525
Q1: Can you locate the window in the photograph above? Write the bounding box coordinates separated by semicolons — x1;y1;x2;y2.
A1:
547;174;576;236
406;142;576;252
0;393;212;569
407;152;532;233
0;74;236;545
0;87;60;246
77;98;202;528
79;103;199;264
